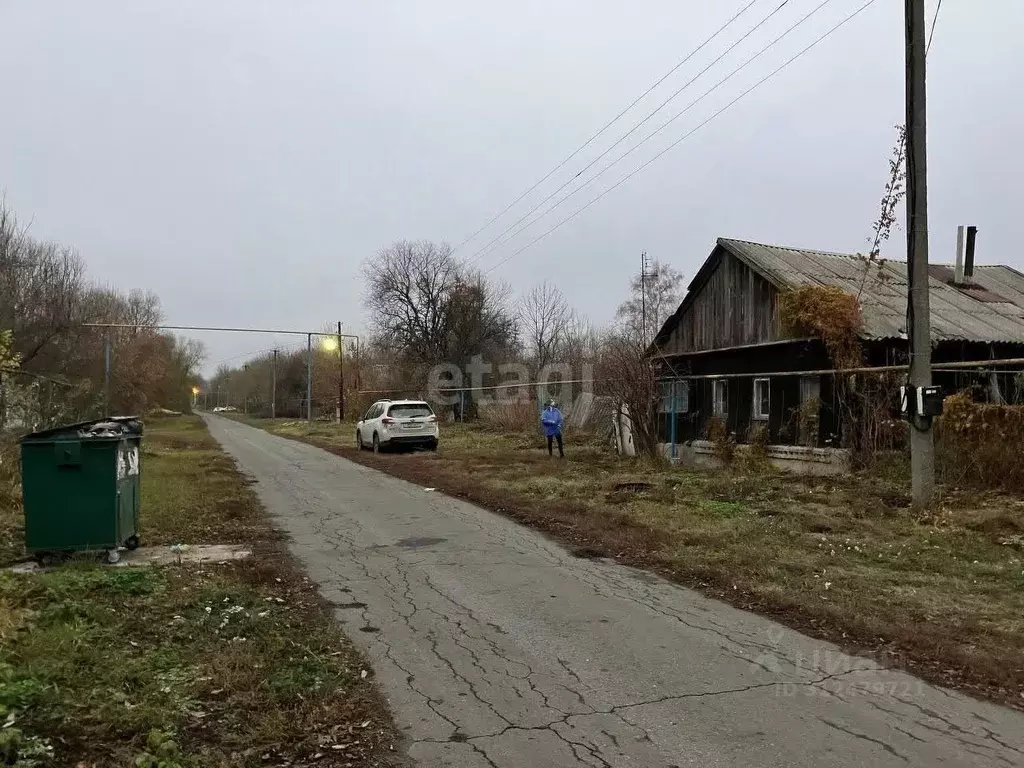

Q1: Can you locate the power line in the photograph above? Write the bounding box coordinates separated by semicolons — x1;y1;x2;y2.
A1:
4;369;79;388
206;339;306;369
450;0;764;254
867;0;942;264
476;0;844;267
82;322;340;337
926;0;943;53
464;0;799;267
483;0;880;275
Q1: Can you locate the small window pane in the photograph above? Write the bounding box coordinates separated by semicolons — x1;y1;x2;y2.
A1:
713;380;727;417
661;382;688;414
658;382;670;413
753;379;770;420
677;382;689;413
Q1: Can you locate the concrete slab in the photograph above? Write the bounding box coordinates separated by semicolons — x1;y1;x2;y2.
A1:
8;544;251;573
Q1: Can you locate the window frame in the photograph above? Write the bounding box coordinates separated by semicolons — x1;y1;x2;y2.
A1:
712;379;728;418
676;381;689;414
658;381;689;414
753;378;770;421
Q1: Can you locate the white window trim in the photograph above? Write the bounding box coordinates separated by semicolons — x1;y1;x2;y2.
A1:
753;378;770;421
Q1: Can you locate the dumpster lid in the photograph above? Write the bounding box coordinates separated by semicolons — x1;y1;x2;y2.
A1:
20;416;144;443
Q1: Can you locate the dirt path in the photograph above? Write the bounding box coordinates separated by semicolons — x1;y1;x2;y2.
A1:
206;414;1024;768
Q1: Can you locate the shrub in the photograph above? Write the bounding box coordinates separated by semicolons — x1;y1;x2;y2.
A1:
478;400;536;433
779;285;863;369
937;391;1024;490
707;417;735;465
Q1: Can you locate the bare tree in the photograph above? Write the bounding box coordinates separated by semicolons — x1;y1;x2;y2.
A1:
0;329;18;429
445;274;519;368
363;240;461;362
363;240;519;418
0;198;207;422
595;332;660;457
0;202;85;369
560;312;602;380
519;281;572;370
857;124;907;299
615;259;684;344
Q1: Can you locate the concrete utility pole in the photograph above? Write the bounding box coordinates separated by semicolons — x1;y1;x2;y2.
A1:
640;251;648;346
905;0;934;506
337;321;345;423
306;333;313;423
271;348;277;420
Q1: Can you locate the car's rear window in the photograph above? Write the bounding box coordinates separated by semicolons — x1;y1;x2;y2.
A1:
388;403;433;418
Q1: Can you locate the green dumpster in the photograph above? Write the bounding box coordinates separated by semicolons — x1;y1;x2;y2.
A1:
20;417;143;563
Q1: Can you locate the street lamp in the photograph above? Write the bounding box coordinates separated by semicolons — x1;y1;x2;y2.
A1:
313;325;358;422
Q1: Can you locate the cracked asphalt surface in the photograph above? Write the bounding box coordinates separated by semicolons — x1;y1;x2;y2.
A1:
205;415;1024;767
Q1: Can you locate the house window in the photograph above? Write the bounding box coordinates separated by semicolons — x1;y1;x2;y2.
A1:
712;379;727;417
659;381;689;414
799;375;821;446
753;378;770;421
799;375;821;405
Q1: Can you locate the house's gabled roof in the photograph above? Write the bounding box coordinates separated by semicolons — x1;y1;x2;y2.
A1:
653;238;1024;349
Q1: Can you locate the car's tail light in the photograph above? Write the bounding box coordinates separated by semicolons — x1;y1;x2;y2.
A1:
381;417;396;425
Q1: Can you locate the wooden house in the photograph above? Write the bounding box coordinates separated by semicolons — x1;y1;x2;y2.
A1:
649;237;1024;472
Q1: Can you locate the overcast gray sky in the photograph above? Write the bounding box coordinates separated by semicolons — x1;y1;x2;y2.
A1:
1;1;1020;372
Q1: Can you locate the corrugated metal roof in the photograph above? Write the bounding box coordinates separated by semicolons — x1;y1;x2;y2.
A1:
718;238;1024;344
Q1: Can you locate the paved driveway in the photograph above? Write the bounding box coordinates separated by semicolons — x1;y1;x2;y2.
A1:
205;415;1024;767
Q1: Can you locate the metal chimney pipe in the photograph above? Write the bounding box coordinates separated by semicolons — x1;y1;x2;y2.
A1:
965;226;978;281
954;225;965;284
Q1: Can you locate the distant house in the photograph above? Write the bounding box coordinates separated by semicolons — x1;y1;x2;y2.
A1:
649;237;1024;472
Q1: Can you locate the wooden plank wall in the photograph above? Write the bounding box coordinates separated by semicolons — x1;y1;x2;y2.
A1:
663;250;780;354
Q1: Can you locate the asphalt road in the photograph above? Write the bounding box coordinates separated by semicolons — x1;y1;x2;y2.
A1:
204;415;1024;768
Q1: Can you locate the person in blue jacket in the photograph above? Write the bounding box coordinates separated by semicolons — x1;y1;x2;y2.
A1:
541;400;565;458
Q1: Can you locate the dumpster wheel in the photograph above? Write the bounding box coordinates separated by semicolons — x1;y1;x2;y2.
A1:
125;535;140;551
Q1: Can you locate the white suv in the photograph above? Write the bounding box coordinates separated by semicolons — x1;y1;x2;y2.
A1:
356;399;439;452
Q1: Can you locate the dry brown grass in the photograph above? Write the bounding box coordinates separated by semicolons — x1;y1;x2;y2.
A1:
0;416;400;767
477;399;537;433
937;392;1024;490
248;416;1024;711
142;417;276;546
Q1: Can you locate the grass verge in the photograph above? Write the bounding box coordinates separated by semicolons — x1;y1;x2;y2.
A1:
240;416;1024;712
0;415;400;767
